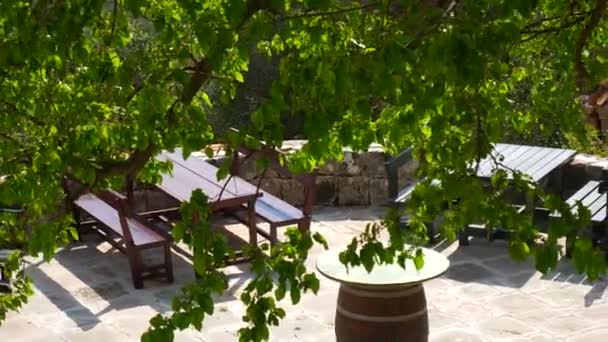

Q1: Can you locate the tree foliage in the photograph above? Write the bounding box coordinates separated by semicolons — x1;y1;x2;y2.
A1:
1;0;608;341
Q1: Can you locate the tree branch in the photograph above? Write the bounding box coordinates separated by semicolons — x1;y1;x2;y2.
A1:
0;100;46;127
521;16;587;35
521;11;591;32
0;131;22;145
403;0;457;48
575;0;607;90
89;0;268;186
283;3;377;20
520;16;588;43
110;0;118;38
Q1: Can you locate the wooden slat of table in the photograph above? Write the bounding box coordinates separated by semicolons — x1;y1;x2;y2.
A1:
477;144;538;178
163;151;243;197
157;157;227;201
527;149;576;183
395;182;418;204
477;144;576;183
476;144;513;177
167;151;304;223
517;147;559;181
504;146;546;176
165;151;263;199
520;148;565;180
159;152;258;203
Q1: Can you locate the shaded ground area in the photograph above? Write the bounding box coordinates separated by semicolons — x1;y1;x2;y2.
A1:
1;206;607;341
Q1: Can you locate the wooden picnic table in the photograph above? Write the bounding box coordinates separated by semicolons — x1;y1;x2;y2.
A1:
464;144;577;244
474;143;577;216
156;150;262;251
386;144;578;244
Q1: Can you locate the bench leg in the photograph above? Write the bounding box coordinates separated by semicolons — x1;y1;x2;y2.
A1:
164;244;174;284
126;249;144;289
70;208;83;242
458;228;470;246
270;224;278;245
565;232;577;259
427;221;436;244
247;199;257;247
299;218;311;235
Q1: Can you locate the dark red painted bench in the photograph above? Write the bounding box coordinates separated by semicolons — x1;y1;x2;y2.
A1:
72;190;173;289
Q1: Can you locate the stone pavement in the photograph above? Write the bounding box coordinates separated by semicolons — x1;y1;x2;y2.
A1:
1;206;607;341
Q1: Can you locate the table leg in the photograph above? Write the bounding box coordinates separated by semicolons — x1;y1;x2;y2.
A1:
525;190;536;225
557;166;565;197
247;198;258;246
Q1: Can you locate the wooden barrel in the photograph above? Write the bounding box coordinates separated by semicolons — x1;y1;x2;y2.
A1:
335;283;428;342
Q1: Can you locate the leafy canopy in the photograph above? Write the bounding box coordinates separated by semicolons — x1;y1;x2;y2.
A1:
1;0;607;341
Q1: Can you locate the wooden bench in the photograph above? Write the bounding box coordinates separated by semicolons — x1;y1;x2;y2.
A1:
72;190;173;289
552;180;608;256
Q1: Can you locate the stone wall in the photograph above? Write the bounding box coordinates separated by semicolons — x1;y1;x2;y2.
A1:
216;142;418;207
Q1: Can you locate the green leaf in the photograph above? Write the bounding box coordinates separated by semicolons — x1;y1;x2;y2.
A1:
359;243;376;272
274;284;286;301
241;292;252;305
200;295;214;315
413;249;425;270
303;273;320;294
508;240;530;261
289;287;301;304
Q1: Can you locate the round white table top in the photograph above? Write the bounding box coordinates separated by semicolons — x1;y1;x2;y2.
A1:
316;246;449;286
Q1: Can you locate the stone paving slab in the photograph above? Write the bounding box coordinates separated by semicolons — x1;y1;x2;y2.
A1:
1;206;608;341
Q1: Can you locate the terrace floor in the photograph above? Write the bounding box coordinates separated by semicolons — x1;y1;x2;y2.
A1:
1;206;608;341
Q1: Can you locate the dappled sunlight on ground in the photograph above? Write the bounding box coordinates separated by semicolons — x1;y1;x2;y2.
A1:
1;206;607;341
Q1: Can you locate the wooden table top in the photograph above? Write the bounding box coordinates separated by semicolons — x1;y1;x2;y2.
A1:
156;150;260;210
475;143;577;183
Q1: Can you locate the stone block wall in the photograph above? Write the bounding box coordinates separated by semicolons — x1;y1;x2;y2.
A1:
212;142;418;207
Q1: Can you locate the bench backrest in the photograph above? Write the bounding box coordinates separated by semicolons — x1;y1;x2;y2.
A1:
95;190;137;246
384;147;414;200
